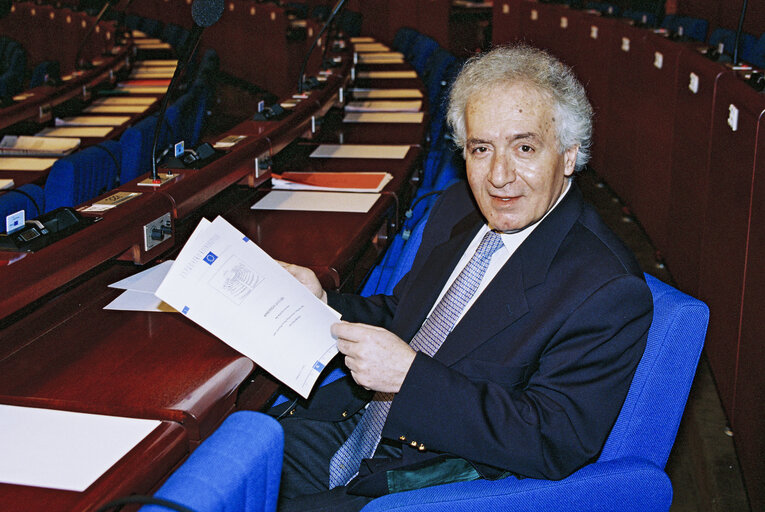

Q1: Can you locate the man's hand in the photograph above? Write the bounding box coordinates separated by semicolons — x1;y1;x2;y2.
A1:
278;261;328;303
332;322;416;393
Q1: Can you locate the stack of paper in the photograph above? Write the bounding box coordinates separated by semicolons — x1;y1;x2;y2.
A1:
345;100;422;113
271;171;392;193
251;190;381;213
309;144;411;159
0;136;80;157
155;217;341;398
105;260;176;312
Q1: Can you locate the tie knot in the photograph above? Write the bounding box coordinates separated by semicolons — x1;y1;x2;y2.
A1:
476;230;504;260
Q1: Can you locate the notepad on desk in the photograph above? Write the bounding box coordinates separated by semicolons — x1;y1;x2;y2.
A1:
353;43;391;52
83;104;150;114
37;126;114;138
350;36;376;43
343;112;424;124
92;96;158;106
0;404;161;492
55;115;130;127
271;171;393;193
0;135;80;156
345;100;422;112
252;190;380;213
0;157;58;171
310;144;410;159
350;88;423;99
357;70;417;79
356;56;405;65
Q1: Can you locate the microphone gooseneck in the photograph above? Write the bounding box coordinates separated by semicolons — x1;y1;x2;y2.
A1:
149;0;224;182
297;0;346;94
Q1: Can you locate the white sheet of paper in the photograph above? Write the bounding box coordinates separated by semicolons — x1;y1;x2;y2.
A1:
271;172;393;193
104;289;176;312
92;97;158;105
55;116;130;127
357;71;417;79
155;217;341;398
345;100;422;112
0;179;14;189
350;88;423;99
251;190;380;213
309;144;410;159
37;126;114;138
83;105;150;114
0;405;160;492
109;260;174;292
0;157;57;171
353;43;391;52
343;112;424;124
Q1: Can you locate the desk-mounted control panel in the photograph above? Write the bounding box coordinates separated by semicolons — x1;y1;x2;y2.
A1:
143;213;172;251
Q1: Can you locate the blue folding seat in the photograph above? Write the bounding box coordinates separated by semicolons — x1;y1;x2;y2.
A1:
409;35;440;76
675;16;708;42
44;140;121;211
29;60;61;88
119;114;173;184
0;184;44;233
421;49;456;115
621;9;658;27
708;27;737;57
0;37;27;101
743;33;765;68
140;411;283;512
392;27;419;56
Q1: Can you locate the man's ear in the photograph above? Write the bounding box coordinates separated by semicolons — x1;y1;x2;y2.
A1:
563;145;579;176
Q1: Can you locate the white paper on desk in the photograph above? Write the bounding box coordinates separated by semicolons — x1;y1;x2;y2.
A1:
350;37;376;43
357;70;417;79
0;405;160;492
37;126;114;138
55;116;130;127
345;100;422;113
92;96;158;105
353;43;390;52
155;216;341;398
350;88;423;99
251;190;380;213
110;260;174;292
0;157;57;171
344;112;424;124
310;144;410;159
84;104;150;114
104;289;177;312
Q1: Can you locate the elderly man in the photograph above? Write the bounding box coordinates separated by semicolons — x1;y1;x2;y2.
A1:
274;45;653;511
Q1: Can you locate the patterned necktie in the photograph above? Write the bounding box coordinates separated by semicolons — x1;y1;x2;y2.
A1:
328;229;504;488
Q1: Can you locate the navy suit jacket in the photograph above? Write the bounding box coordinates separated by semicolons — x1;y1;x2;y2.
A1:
288;180;652;486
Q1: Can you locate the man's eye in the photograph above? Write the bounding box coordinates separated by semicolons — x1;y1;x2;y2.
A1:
471;146;488;154
519;145;533;153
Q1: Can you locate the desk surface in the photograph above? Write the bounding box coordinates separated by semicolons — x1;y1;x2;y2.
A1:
0;420;187;512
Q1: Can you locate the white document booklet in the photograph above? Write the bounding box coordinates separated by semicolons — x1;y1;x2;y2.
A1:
155;217;340;398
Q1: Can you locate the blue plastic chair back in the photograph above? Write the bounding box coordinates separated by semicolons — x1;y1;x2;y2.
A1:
142;411;283;512
393;27;419;55
410;36;440;76
44;140;121;211
744;33;765;68
599;274;708;467
676;16;708;41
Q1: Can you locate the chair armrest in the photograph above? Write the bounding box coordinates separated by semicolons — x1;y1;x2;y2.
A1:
362;458;672;512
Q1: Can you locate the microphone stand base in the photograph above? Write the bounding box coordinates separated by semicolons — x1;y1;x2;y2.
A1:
137;173;177;187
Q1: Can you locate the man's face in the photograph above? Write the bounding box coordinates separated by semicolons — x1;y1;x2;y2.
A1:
464;82;578;232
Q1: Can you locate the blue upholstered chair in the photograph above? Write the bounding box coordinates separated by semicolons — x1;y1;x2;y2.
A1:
0;184;44;233
675;16;709;42
44;140;121;211
357;274;708;511
141;411;284;512
0;37;27;101
744;33;765;68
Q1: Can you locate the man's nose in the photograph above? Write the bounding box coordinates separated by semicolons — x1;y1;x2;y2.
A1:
489;152;516;187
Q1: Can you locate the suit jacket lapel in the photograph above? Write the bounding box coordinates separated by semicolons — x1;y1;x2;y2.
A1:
434;184;587;366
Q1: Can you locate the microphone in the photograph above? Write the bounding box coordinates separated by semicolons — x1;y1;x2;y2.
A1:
297;0;346;94
74;0;118;71
732;0;749;66
148;0;224;184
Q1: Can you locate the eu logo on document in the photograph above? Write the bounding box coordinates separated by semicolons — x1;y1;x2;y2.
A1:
204;252;218;265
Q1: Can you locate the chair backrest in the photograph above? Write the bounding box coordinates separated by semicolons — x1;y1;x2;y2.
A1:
44;140;121;211
598;274;708;468
676;16;708;42
744;33;765;68
141;411;283;512
409;36;440;76
0;184;44;233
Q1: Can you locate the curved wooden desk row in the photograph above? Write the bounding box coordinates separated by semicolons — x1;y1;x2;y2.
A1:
0;3;130;131
493;1;765;508
0;36;429;509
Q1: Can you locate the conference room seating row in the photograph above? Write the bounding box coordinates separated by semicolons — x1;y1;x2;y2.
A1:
0;2;117;78
491;1;764;508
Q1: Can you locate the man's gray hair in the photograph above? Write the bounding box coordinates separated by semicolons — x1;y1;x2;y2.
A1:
447;45;593;172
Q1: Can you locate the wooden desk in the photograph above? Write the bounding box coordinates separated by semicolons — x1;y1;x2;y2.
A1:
0;263;254;443
0;420;187;512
